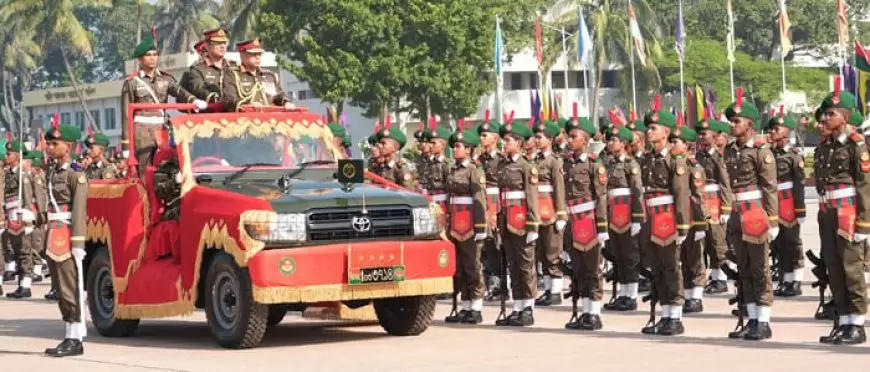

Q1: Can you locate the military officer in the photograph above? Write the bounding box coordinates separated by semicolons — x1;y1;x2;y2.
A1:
83;130;116;180
723;89;778;341
626;115;652;293
532;120;568;306
327;121;347;155
179;39;208;96
186;28;236;104
26;151;49;292
43;122;88;357
0;150;10;286
639;97;691;336
425;123;453;214
443;124;488;324
695;116;733;295
815;86;868;345
476;119;506;300
562;114;607;330
121;31;205;177
601;123;644;312
373;121;414;189
766;109;807;298
222;39;293;111
413;122;432;192
495;121;540;327
4;138;36;299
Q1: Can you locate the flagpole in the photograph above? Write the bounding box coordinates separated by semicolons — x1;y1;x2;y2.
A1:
495;15;504;123
677;0;686;112
561;27;569;116
629;29;638;112
727;0;735;101
780;49;787;98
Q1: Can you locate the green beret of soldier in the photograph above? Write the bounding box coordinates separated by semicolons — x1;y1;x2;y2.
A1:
627;119;647;132
766;112;798;131
820;83;858;112
563;117;597;136
26;150;44;167
724;88;762;128
5;139;24;153
45;124;83;143
499;121;533;140
533;120;561;138
849;110;864;126
477;121;502;136
327;122;346;139
449;128;480;148
697;117;732;134
814;106;824;122
377;127;407;149
669;126;697;142
605;125;634;143
85;132;111;148
133;32;159;58
426;126;452;142
341;135;352;149
0;151;5;162
644;97;677;128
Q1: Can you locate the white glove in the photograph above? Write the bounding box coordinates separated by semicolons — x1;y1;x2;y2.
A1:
720;214;730;225
630;223;641;237
769;227;780;242
0;229;5;235
694;230;706;241
474;233;486;241
798;217;806;225
555;220;567;232
72;248;86;261
122;150;130;158
193;99;208;111
526;231;539;244
597;231;609;242
676;235;686;245
854;233;868;243
23;227;33;235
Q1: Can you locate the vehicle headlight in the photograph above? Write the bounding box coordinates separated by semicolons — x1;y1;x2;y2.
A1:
413;205;443;237
245;213;307;244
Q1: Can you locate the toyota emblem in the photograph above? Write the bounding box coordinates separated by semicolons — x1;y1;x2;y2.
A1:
351;215;372;233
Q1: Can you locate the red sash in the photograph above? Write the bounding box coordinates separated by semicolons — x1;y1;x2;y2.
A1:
502;190;528;235
485;187;499;233
568;198;598;251
607;188;631;233
777;183;797;227
5;197;22;234
47;225;72;262
537;182;556;224
448;196;474;241
646;193;677;246
702;184;722;222
826;184;857;240
430;188;448;216
733;185;769;244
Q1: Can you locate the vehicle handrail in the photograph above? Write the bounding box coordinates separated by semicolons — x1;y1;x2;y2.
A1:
238;105;308;113
363;170;433;203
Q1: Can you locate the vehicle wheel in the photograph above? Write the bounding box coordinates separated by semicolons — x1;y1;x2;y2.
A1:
86;248;139;337
204;253;267;349
267;305;288;327
372;295;436;336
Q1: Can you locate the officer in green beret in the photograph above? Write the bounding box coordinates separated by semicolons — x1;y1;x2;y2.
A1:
24;150;48;294
561;115;607;330
366;127;382;174
815;87;868;345
494;121;540;327
765;110;807;299
443;126;488;324
638;98;692;336
413;122;432;192
425;124;453;212
0;149;8;292
696;117;733;295
374;122;414;189
723;89;778;341
3;138;37;299
476;119;506;301
42;123;88;357
83;131;117;180
122;30;205;177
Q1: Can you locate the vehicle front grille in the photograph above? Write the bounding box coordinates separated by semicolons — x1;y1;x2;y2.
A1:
307;205;413;241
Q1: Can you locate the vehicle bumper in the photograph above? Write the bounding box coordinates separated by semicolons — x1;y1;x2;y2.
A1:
247;239;455;304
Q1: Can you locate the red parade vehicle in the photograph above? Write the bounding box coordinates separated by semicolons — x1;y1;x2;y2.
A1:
83;103;454;349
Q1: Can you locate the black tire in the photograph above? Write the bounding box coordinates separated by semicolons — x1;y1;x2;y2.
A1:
86;248;140;337
267;306;288;327
372;295;436;336
203;253;267;349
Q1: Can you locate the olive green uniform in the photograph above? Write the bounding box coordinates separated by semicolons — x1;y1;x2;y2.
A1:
30;169;47;285
222;66;291;111
5;165;36;290
695;146;733;288
425;155;451;212
373;159;414;189
478;150;506;297
84;161;117;180
534;150;568;300
771;144;806;291
682;158;710;306
446;160;487;313
604;154;644;303
185;58;237;103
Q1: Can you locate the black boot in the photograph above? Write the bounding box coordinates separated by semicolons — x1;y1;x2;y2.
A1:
641;318;668;335
783;282;802;297
32;274;43;283
509;307;534;327
657;318;684;336
728;319;752;339
834;325;867;345
5;287;31;298
815;300;836;320
683;299;703;314
535;291;562;306
819;324;845;344
45;289;59;301
578;314;603;331
495;311;519;327
460;310;483;324
704;280;728;294
614;297;638;311
445;310;467;323
773;282;789;297
45;339;83;357
2;271;15;282
565;313;588;330
744;321;772;341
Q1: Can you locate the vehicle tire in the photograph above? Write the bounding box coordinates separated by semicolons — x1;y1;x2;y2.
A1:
86;248;140;337
267;305;288;327
204;253;268;349
372;295;436;336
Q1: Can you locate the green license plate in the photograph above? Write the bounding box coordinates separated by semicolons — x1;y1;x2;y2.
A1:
349;265;405;285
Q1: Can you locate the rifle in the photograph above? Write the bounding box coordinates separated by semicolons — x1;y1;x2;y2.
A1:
639;265;657;330
565;251;581;327
721;262;745;337
805;250;832;320
602;246;619;305
496;236;509;323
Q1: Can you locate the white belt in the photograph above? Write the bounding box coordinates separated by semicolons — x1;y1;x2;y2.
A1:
703;184;720;192
48;212;72;221
736;190;762;201
777;181;794;191
485;187;499;195
646;195;674;207
569;201;595;214
502;191;526;200
608;188;631;197
450;196;473;205
538;184;554;193
4;200;20;209
828;187;856;200
133;115;166;124
431;194;448;202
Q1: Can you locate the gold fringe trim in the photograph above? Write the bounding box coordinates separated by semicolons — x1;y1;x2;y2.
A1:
89;182;136;199
302;304;379;322
239;210;273;261
198;219;247;267
114;277;195;320
252;277;453;304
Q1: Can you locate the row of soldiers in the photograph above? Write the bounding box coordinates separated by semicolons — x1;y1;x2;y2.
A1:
367;84;867;345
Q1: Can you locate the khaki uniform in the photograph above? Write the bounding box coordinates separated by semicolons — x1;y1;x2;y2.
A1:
498;154;539;306
415;156;431;192
372;158;414;189
120;70;196;176
604;154;644;294
771;145;806;283
84;160;117;180
478;150;505;290
682;158;710;300
222;66;291;111
815;133;869;319
30;169;48;283
534;151;568;296
5;166;36;281
724;139;778;311
446;161;488;306
185;58;237;103
695;147;732;283
563;152;607;304
425;155;452;217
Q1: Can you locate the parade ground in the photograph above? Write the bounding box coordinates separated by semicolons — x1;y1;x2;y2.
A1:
1;202;867;372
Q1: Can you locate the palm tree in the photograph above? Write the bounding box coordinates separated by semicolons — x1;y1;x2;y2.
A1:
153;0;220;54
0;27;41;132
0;0;115;130
220;0;261;45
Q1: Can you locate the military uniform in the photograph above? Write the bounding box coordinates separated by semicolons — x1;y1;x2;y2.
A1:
495;123;540;327
373;126;414;189
424;126;453;214
628;119;653;293
532;121;568;306
185;28;237;104
43;123;88;357
476;122;506;300
4;140;37;299
723;95;777;341
815;89;868;344
222;39;291;111
676;127;710;313
27;152;48;290
696;119;733;295
562;116;607;331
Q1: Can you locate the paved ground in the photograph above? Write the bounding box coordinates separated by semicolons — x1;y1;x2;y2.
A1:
1;203;867;372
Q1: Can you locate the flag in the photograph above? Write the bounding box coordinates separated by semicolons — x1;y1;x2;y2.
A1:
726;0;736;62
628;1;647;66
855;40;870;72
535;15;544;68
494;17;504;81
686;87;696;127
553;92;562;119
695;85;705;125
779;0;792;56
541;87;550;120
845;64;857;96
859;70;869;115
675;0;685;61
577;7;593;67
838;0;850;49
534;90;542;122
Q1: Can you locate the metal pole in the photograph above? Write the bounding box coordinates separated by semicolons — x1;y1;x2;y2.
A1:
562;27;569;117
729;58;735;102
679;57;686;113
780;48;787;98
496;16;504;125
629;27;638;112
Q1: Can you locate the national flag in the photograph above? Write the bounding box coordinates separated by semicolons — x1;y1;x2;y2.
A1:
686;87;696;127
535;15;544;68
779;0;792;55
553;92;562;119
494;17;504;81
726;0;736;62
628;1;647;66
541;87;550;121
838;0;850;49
855;40;870;72
845;64;857;96
859;70;869;115
577;7;593;67
675;0;685;61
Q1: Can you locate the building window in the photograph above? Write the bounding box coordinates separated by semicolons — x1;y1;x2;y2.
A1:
571;72;589;89
529;73;538;89
510;73;522;90
601;70;618;88
296;89;319;100
60;112;71;126
90;110;100;129
552;71;566;89
104;108;116;130
74;111;85;131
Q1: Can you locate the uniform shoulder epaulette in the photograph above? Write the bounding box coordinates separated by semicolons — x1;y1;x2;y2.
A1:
850;133;865;144
791;147;802;154
125;71;138;81
755;139;768;149
588;152;598;161
397;159;406;167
